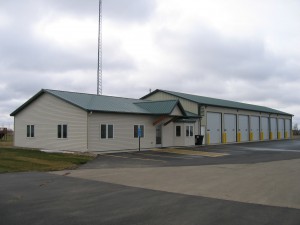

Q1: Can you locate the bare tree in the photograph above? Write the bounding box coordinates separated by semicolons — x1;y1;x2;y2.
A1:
293;123;298;131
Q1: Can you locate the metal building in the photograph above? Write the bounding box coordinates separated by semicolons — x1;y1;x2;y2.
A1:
142;89;293;145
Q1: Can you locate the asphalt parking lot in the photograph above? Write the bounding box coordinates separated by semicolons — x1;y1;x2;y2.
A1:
1;140;300;225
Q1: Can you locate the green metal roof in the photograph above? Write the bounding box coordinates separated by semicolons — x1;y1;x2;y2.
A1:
10;89;186;116
142;89;293;116
135;100;186;116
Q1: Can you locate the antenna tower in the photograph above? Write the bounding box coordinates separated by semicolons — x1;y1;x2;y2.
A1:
97;0;102;95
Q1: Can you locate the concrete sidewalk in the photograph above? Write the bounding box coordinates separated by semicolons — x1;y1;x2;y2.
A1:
53;158;300;210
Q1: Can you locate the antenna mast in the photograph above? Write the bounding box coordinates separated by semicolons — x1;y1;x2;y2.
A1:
97;0;102;95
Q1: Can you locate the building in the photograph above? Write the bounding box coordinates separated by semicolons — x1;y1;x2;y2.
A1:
142;89;293;145
10;89;293;152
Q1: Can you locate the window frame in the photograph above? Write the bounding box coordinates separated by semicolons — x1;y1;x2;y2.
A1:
57;124;68;139
176;126;181;137
26;125;35;138
100;124;114;139
186;125;194;137
134;125;145;138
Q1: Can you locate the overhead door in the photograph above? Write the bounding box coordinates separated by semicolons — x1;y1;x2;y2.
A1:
224;114;236;143
278;119;284;139
207;112;221;144
285;119;291;139
270;118;277;140
238;115;249;142
261;117;269;140
250;116;259;141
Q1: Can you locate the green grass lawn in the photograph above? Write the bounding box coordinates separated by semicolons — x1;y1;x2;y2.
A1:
0;134;13;147
0;147;94;173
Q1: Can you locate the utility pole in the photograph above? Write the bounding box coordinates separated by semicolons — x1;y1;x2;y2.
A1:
97;0;102;95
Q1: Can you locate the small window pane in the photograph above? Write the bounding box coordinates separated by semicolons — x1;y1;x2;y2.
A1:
63;125;67;138
176;126;181;137
57;125;62;138
31;125;35;137
186;126;189;137
27;125;30;137
101;124;106;139
190;126;193;136
140;125;144;138
134;125;138;138
108;125;113;139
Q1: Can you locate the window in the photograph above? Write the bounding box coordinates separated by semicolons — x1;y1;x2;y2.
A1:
58;124;67;139
134;125;144;138
176;126;181;137
101;124;114;139
108;125;113;139
190;126;194;136
186;125;193;137
27;125;34;138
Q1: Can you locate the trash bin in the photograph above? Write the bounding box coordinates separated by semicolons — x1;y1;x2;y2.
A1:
195;135;204;145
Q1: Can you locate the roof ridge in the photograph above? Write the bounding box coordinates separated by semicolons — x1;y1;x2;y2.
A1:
45;89;144;102
156;89;292;116
134;99;178;104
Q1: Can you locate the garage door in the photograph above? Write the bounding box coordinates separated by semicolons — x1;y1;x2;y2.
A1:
238;115;249;142
250;116;260;141
261;117;269;140
285;119;291;139
207;112;221;144
278;118;284;139
224;114;236;143
270;118;277;140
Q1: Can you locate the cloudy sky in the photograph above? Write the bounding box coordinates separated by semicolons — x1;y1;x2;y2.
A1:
0;0;299;127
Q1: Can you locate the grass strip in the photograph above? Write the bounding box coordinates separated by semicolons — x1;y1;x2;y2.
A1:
0;147;94;173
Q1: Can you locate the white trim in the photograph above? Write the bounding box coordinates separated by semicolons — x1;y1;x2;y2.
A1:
134;124;145;138
100;124;114;140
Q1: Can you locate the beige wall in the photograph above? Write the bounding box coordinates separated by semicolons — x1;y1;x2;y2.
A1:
14;93;88;151
145;92;198;114
145;91;293;144
88;113;158;151
87;113;199;151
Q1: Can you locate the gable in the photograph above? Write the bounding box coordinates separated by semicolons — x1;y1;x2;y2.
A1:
170;105;184;116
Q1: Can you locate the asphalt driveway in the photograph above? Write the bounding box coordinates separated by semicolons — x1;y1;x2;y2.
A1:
1;140;300;225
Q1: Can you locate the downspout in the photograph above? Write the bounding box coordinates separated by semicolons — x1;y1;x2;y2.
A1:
87;111;92;152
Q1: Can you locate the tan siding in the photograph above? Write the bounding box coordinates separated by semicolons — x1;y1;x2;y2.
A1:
88;113;157;151
171;105;183;116
162;123;174;147
14;93;87;151
145;92;198;114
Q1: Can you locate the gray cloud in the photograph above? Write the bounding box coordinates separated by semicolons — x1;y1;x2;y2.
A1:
0;0;299;126
103;0;157;23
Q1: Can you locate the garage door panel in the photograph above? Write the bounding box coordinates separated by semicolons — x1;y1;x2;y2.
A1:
285;119;291;139
278;119;284;139
224;114;236;143
250;116;260;141
261;117;269;140
238;115;249;142
270;118;277;140
207;112;221;144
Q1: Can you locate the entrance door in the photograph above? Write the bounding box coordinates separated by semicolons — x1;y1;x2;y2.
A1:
156;125;162;147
